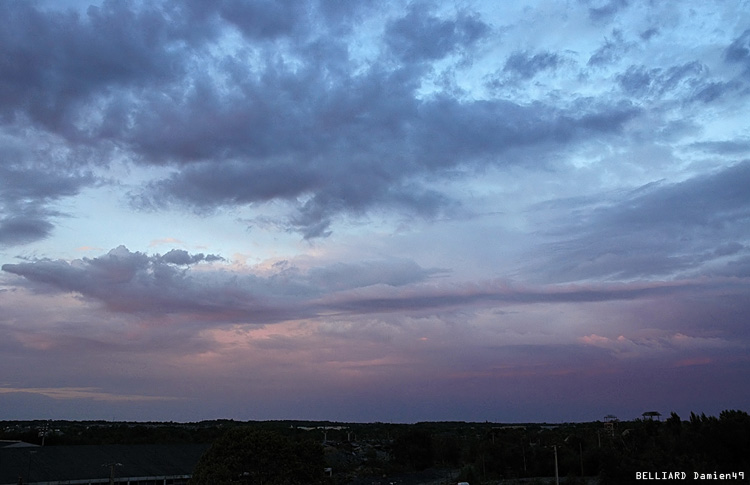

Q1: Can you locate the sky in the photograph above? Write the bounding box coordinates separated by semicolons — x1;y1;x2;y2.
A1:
1;0;749;424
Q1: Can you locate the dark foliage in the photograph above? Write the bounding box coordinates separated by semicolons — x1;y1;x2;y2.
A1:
598;410;750;484
3;411;748;484
190;428;326;485
391;428;434;471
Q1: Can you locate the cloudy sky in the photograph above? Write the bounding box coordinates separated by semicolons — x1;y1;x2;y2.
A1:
1;0;749;423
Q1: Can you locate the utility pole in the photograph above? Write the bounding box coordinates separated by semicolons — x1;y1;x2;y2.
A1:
39;421;49;446
554;445;559;485
580;441;584;477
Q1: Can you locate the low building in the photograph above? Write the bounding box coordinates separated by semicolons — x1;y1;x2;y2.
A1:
0;441;38;449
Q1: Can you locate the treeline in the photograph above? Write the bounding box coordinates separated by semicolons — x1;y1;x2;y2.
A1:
597;410;750;484
389;422;592;482
191;428;328;485
1;420;229;445
0;419;357;446
3;411;749;483
388;411;750;483
388;412;750;483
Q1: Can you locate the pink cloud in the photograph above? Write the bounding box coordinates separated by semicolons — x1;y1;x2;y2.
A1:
0;386;180;402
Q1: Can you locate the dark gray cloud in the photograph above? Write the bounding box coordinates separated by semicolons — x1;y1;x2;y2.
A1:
690;140;750;155
615;59;746;106
0;0;748;245
0;156;94;246
617;61;707;98
690;80;742;104
534;160;750;281
640;27;659;41
131;61;640;237
7;243;730;326
318;279;708;316
215;0;304;40
385;3;488;62
715;255;750;278
606;161;750;229
585;0;629;23
588;29;629;66
725;28;750;72
0;162;88;201
0;217;54;246
189;0;374;41
502;51;563;80
1;246;442;323
0;1;198;133
2;246;242;317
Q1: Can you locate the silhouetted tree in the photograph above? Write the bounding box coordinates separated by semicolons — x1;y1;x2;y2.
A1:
598;409;750;482
191;428;326;484
433;433;461;467
391;428;434;470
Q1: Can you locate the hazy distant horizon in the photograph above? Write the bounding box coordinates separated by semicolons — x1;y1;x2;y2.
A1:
1;1;749;424
6;409;743;426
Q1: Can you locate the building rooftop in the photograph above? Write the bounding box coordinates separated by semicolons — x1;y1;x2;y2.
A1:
0;443;209;485
0;441;39;449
